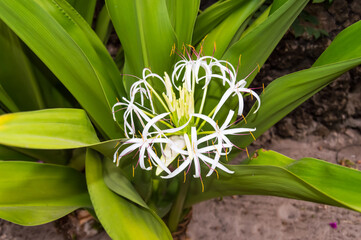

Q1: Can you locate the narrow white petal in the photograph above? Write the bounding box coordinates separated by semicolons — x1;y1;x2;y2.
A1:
198;153;234;175
147;148;171;174
212;88;233;119
161;158;191;179
221;110;235;130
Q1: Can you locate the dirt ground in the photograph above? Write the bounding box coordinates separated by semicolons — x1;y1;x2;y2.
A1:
1;130;360;240
187;130;361;240
187;1;361;239
0;0;360;239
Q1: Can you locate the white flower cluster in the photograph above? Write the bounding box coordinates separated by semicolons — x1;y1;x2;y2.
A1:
112;54;260;180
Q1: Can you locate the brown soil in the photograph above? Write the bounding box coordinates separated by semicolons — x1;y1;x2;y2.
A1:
0;1;360;239
187;1;361;239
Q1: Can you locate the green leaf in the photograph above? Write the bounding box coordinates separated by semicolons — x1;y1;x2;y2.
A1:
66;0;97;25
106;0;177;90
103;158;148;208
223;0;308;80
0;144;70;165
0;161;91;225
0;83;19;113
234;20;361;148
0;109;99;149
313;20;361;66
86;149;172;240
13;148;71;165
0;0;126;139
95;4;113;44
200;0;264;58
0;145;36;161
166;0;200;46
27;52;75;109
186;149;361;213
0;20;44;111
193;0;248;45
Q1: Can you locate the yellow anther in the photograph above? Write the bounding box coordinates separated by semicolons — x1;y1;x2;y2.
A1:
201;178;204;192
246;147;250;159
138;131;144;140
263;83;265;94
250;131;256;141
257;63;260;72
212;140;220;155
116;152;120;166
114;141;121;148
187;44;196;53
184;171;187;183
242;114;247;124
132;165;135;177
201;34;208;43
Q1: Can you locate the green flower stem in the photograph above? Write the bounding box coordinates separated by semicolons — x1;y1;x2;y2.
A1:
167;177;191;232
148;85;171;113
142;110;174;129
197;130;215;135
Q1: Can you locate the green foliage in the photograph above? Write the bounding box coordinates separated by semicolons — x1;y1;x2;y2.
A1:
186;149;361;213
0;109;99;149
0;161;91;225
86;149;172;240
0;0;360;238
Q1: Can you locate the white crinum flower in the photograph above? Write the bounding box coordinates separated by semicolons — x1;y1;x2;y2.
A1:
112;50;262;181
161;127;235;179
194;110;256;177
212;78;261;119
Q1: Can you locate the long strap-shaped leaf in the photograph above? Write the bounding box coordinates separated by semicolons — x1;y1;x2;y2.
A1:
234;20;361;149
192;0;248;45
86;149;172;240
66;0;97;25
185;149;361;213
0;21;44;111
0;84;19;113
0;0;126;139
200;0;264;58
223;0;308;80
0;161;91;226
106;0;177;91
166;0;200;46
0;108;121;162
0;109;99;149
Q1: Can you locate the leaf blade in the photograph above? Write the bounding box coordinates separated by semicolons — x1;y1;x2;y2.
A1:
0;0;126;138
0;109;99;149
86;149;172;240
186;149;361;213
0;161;91;225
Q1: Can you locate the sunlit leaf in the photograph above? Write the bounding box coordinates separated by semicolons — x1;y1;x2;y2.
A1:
186;149;361;213
0;161;91;225
86;149;172;240
0;109;99;149
0;0;126;138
